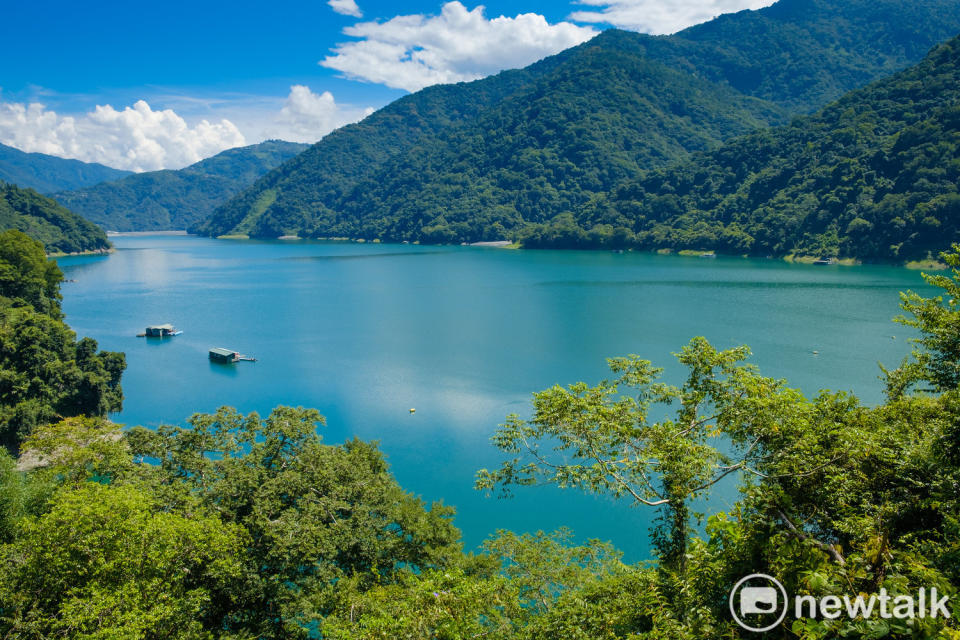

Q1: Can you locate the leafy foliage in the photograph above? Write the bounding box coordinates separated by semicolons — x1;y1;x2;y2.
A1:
896;244;960;390
0;141;130;194
0;482;248;639
0;182;109;254
123;405;464;638
0;230;124;450
54;140;308;232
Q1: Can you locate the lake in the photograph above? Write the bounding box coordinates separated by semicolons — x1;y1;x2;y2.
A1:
56;235;933;560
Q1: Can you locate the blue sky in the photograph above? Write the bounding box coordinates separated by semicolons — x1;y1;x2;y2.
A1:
0;0;774;171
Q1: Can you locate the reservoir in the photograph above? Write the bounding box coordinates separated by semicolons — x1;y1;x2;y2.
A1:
57;234;933;560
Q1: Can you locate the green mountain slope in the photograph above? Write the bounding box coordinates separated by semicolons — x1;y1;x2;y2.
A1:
574;34;960;261
54;140;308;232
196;0;960;242
0;183;109;254
0;143;131;194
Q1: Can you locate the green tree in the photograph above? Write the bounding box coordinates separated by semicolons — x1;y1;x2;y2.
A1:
126;406;464;638
0;482;248;639
0;228;62;315
896;243;960;391
476;338;802;575
0;230;125;451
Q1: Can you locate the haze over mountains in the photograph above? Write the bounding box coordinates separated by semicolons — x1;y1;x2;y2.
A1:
0;143;131;194
196;0;960;258
53;141;308;232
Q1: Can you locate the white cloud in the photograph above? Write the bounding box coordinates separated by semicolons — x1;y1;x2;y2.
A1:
261;85;374;144
328;0;362;18
320;1;598;92
0;99;246;172
569;0;775;34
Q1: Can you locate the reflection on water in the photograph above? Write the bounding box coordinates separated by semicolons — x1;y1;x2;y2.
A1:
56;236;934;560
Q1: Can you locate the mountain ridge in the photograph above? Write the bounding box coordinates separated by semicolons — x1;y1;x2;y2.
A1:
0;143;131;194
559;33;960;261
53;140;309;232
196;0;960;242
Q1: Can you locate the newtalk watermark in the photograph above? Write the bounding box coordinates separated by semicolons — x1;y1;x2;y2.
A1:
729;574;952;633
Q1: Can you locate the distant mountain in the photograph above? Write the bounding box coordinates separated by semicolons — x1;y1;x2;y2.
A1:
565;34;960;261
54;140;309;232
0;183;109;254
195;0;960;242
0;143;131;194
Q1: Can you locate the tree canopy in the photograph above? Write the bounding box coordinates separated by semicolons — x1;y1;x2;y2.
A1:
0;230;124;450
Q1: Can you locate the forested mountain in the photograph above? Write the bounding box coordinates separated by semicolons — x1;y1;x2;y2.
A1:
0;142;130;194
0;183;110;254
563;34;960;260
196;0;960;242
54;140;308;232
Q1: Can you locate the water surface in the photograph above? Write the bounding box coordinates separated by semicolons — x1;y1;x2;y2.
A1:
57;236;933;559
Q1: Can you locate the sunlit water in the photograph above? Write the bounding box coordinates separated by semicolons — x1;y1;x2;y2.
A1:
56;235;933;560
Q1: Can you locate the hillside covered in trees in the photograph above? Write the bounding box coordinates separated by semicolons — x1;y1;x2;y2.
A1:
557;33;960;260
54;140;308;232
0;183;110;254
195;0;960;245
0;142;130;194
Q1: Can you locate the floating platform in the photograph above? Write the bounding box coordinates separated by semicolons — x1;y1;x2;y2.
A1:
139;323;182;337
209;347;256;363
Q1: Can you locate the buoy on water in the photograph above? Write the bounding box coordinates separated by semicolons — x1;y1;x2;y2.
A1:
409;408;416;414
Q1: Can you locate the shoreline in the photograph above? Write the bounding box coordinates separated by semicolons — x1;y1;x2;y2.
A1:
109;231;951;270
106;230;188;237
47;247;114;258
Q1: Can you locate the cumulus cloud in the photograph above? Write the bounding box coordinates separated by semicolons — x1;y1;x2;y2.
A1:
0;99;246;172
321;1;597;92
569;0;775;34
328;0;362;18
261;85;374;143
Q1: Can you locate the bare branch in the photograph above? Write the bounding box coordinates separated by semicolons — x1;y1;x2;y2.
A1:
778;508;846;566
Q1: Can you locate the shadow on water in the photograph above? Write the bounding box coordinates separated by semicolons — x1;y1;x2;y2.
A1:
141;337;179;348
209;361;240;377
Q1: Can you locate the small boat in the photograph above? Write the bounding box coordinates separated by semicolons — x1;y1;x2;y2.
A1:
813;258;837;265
699;252;717;259
209;347;256;364
139;323;182;337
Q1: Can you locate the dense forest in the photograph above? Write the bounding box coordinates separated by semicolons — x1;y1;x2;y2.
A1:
0;142;130;194
54;140;308;232
196;0;960;249
0;229;124;450
1;217;959;637
0;183;111;255
527;34;960;260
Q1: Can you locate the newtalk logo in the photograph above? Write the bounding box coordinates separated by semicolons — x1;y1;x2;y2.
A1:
729;574;952;633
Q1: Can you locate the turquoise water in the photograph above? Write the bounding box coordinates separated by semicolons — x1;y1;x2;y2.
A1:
56;235;933;560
